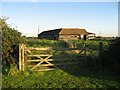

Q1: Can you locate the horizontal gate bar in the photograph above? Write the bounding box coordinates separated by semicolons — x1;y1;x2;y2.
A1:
34;68;55;71
53;58;85;61
27;64;54;67
25;47;52;51
26;58;85;62
53;48;83;50
25;47;84;51
26;59;54;62
27;54;53;57
55;62;79;65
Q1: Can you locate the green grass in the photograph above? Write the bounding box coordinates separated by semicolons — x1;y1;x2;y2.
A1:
2;39;120;88
26;38;55;47
26;39;109;51
2;68;120;88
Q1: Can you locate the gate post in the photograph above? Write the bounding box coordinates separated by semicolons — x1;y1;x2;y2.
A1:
19;44;22;70
22;44;25;71
19;44;26;71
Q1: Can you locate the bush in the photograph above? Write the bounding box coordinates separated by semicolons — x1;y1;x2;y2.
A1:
102;37;120;74
1;17;26;66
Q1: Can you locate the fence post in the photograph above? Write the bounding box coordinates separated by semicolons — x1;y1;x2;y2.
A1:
84;44;87;65
99;42;104;72
19;44;22;70
99;42;103;61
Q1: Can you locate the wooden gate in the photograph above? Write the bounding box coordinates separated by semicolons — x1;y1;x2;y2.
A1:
19;44;87;71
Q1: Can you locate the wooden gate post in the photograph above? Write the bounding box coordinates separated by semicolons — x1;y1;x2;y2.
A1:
22;44;25;71
19;44;26;71
19;44;22;70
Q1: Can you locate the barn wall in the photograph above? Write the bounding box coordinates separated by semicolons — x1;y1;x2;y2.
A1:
38;34;59;40
59;35;81;41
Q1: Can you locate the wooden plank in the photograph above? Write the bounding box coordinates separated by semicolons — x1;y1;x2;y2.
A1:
44;60;53;65
35;68;55;71
25;47;52;51
28;64;54;67
26;58;84;62
27;54;53;57
54;48;83;51
25;47;84;51
25;50;31;53
55;62;79;65
53;58;85;61
31;55;52;70
39;64;54;66
24;46;84;51
78;49;84;54
26;59;53;62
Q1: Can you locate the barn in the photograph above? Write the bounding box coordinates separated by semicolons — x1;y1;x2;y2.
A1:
38;28;95;41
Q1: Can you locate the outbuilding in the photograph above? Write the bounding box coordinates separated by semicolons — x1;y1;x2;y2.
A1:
38;28;95;41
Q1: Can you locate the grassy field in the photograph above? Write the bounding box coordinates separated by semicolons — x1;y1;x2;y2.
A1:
2;69;120;88
2;39;120;88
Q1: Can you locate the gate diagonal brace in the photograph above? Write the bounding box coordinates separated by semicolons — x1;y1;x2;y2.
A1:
31;55;52;70
37;55;53;65
78;49;84;54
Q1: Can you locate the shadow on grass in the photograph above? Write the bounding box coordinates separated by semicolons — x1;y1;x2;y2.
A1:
52;51;120;83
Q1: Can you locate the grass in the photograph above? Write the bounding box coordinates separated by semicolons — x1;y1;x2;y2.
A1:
2;39;120;89
2;68;120;88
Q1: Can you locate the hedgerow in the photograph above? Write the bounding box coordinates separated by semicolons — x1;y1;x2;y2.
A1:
102;37;120;75
0;17;26;68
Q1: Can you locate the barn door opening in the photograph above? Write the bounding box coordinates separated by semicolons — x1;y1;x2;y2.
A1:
83;35;87;40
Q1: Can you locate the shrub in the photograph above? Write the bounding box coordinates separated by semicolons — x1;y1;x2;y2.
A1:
0;17;26;66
